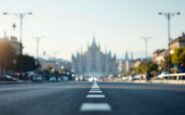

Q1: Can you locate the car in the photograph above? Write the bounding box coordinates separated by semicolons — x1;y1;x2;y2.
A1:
133;74;142;80
62;76;68;81
32;75;43;81
88;77;94;82
49;76;57;81
0;74;17;81
157;72;168;79
122;77;127;80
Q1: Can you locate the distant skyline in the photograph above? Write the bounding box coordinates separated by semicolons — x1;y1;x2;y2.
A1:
0;0;185;61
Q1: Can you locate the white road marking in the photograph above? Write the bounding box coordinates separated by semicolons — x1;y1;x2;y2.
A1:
89;90;102;93
91;82;100;89
80;103;112;112
90;88;101;90
90;89;101;92
79;82;112;112
86;94;105;98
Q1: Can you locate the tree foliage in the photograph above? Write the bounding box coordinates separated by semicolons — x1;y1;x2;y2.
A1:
159;56;168;72
134;61;148;74
134;61;158;77
0;41;40;73
171;47;185;65
13;55;40;72
0;42;16;72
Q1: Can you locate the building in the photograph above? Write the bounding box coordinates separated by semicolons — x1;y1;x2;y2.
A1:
170;33;185;54
117;51;135;76
151;33;185;65
133;59;142;68
39;58;71;71
72;37;116;77
152;49;168;65
0;35;21;55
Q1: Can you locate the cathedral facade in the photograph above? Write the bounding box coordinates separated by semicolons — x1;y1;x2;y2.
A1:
72;37;116;77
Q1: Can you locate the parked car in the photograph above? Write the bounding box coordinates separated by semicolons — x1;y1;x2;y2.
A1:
133;74;142;80
49;76;57;81
0;74;17;81
32;75;43;81
157;72;167;79
122;77;127;80
88;77;94;82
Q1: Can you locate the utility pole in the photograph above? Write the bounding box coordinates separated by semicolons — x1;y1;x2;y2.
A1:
3;12;32;72
32;36;44;61
158;12;180;72
140;37;151;59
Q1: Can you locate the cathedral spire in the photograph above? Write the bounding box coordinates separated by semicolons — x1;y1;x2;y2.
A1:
125;50;129;61
130;51;134;61
92;33;96;45
105;46;107;54
91;33;97;48
80;45;83;54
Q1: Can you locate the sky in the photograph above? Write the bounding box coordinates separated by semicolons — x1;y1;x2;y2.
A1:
0;0;185;61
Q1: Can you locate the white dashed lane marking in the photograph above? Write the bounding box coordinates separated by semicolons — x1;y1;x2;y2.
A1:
91;82;100;89
80;103;112;112
79;81;112;112
86;94;105;98
90;88;101;91
89;90;102;93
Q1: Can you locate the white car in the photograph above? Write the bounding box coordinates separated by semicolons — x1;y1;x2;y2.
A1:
62;76;68;81
157;72;167;78
32;75;43;81
133;74;142;80
49;76;57;81
88;77;94;82
122;77;127;80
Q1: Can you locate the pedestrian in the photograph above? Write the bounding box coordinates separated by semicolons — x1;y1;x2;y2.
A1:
179;64;185;73
146;70;150;81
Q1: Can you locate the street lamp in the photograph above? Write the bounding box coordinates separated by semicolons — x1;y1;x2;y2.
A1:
140;36;151;59
158;12;180;72
32;36;44;61
3;12;32;72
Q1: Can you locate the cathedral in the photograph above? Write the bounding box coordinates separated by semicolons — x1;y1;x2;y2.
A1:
72;36;116;77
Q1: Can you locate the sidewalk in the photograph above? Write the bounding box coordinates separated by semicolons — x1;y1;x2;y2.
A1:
0;80;34;85
126;80;185;85
103;78;185;85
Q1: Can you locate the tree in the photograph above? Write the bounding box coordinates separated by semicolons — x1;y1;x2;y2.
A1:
134;61;158;78
148;61;158;77
46;65;53;73
171;47;185;65
13;54;40;72
0;41;16;73
134;61;148;74
159;56;168;72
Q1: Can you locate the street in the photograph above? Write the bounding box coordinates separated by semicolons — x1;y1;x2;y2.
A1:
0;82;185;115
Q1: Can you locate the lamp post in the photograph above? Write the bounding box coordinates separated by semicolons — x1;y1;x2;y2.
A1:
32;36;44;64
3;12;32;72
158;12;180;72
140;37;151;59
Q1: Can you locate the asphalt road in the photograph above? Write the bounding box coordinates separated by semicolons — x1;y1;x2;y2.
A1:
0;81;185;115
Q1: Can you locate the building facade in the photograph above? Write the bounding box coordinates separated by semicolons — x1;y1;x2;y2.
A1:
0;36;21;55
152;49;168;65
117;51;134;76
170;33;185;53
72;37;116;77
152;33;185;65
39;58;71;72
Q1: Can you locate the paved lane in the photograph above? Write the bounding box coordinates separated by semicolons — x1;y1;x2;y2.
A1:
0;82;91;115
79;82;112;115
99;82;185;115
0;81;185;115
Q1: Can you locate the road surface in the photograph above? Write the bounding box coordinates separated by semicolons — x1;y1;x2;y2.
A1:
0;81;185;115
